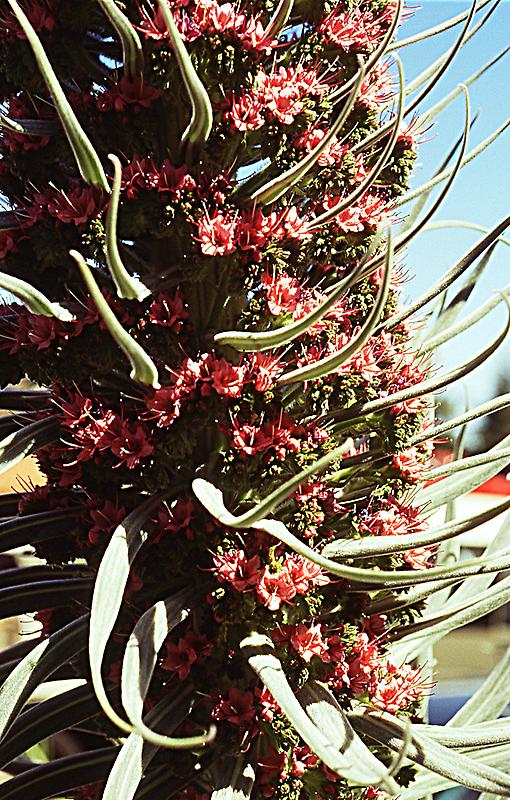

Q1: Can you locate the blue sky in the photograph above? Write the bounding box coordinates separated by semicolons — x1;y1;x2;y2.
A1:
394;0;510;429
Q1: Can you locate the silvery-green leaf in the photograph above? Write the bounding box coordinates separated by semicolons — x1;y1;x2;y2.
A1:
98;0;144;80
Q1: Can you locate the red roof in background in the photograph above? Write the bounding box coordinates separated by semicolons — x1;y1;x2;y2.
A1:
473;475;510;496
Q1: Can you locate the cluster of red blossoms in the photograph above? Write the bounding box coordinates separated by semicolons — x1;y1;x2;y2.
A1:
0;0;439;798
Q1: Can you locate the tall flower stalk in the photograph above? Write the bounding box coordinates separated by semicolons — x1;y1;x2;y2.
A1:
0;1;509;799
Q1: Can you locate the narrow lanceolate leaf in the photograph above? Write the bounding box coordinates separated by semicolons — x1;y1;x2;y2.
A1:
322;493;510;560
0;510;83;555
415;718;510;748
6;0;108;190
121;589;214;749
412;392;510;446
422;447;510;482
98;0;144;80
262;0;294;40
70;249;160;387
0;416;60;479
300;681;400;788
103;689;195;800
0;615;88;740
387;0;493;51
193;478;510;589
0;747;119;800
385;214;510;330
241;633;399;793
105;154;151;301
89;496;163;736
0;577;92;620
0;563;89;590
0;684;100;770
278;232;392;384
309;62;405;230
0;389;50;412
351;711;510;797
157;0;213;151
419;432;510;512
251;60;366;205
211;752;256;800
0;272;74;321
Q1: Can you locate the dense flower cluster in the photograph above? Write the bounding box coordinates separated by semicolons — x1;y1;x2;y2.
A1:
0;1;438;799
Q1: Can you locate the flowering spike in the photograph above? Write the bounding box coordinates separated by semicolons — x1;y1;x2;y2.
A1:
157;0;213;156
70;250;160;388
308;59;405;230
98;0;144;81
251;60;366;205
262;0;295;42
278;230;393;385
0;271;74;322
5;0;109;191
106;154;151;301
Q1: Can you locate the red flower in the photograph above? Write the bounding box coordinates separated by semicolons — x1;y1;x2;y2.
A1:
261;271;301;316
247;352;283;392
369;661;434;712
97;76;160;114
159;497;195;537
226;92;265;131
213;549;260;592
211;357;247;398
161;630;212;680
290;623;330;663
34;186;103;226
148;290;189;332
0;231;15;259
87;498;127;545
212;688;256;726
26;314;61;350
196;210;238;256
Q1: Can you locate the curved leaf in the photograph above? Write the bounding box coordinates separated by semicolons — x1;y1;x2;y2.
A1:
98;0;144;80
211;751;256;800
241;633;399;793
105;154;150;301
412;392;510;446
121;589;214;748
0;577;92;620
70;249;160;387
0;272;74;321
0;509;83;554
0;746;119;800
387;0;493;51
0;614;88;741
262;0;294;39
0;416;60;479
157;0;213;152
88;496;163;735
0;390;50;412
5;0;108;190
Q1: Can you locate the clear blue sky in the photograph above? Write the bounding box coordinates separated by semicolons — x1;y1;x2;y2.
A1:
395;0;510;432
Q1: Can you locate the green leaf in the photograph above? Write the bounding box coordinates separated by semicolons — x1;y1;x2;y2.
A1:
157;0;213;153
0;389;50;412
70;249;160;387
412;391;510;446
251;60;366;205
322;493;510;560
0;416;60;479
0;509;83;554
422;446;510;482
0;272;74;321
417;718;510;748
89;496;163;736
277;231;392;384
241;633;399;793
105;154;151;301
0;684;100;770
351;710;510;796
103;688;195;800
0;746;119;800
121;589;214;748
0;615;88;741
262;0;294;39
0;564;89;591
387;0;493;50
97;0;144;80
5;0;108;190
0;577;92;620
193;478;510;589
211;752;256;800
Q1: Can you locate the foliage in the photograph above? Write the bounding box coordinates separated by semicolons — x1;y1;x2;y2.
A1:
0;1;509;799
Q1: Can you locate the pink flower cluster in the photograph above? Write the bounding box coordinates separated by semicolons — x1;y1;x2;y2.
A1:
161;629;213;679
359;498;434;570
319;5;391;52
60;392;154;469
196;205;311;258
97;76;160;115
138;0;275;52
145;351;283;427
294;128;367;176
213;549;330;611
147;290;189;332
226;65;329;131
121;156;197;200
227;411;328;461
